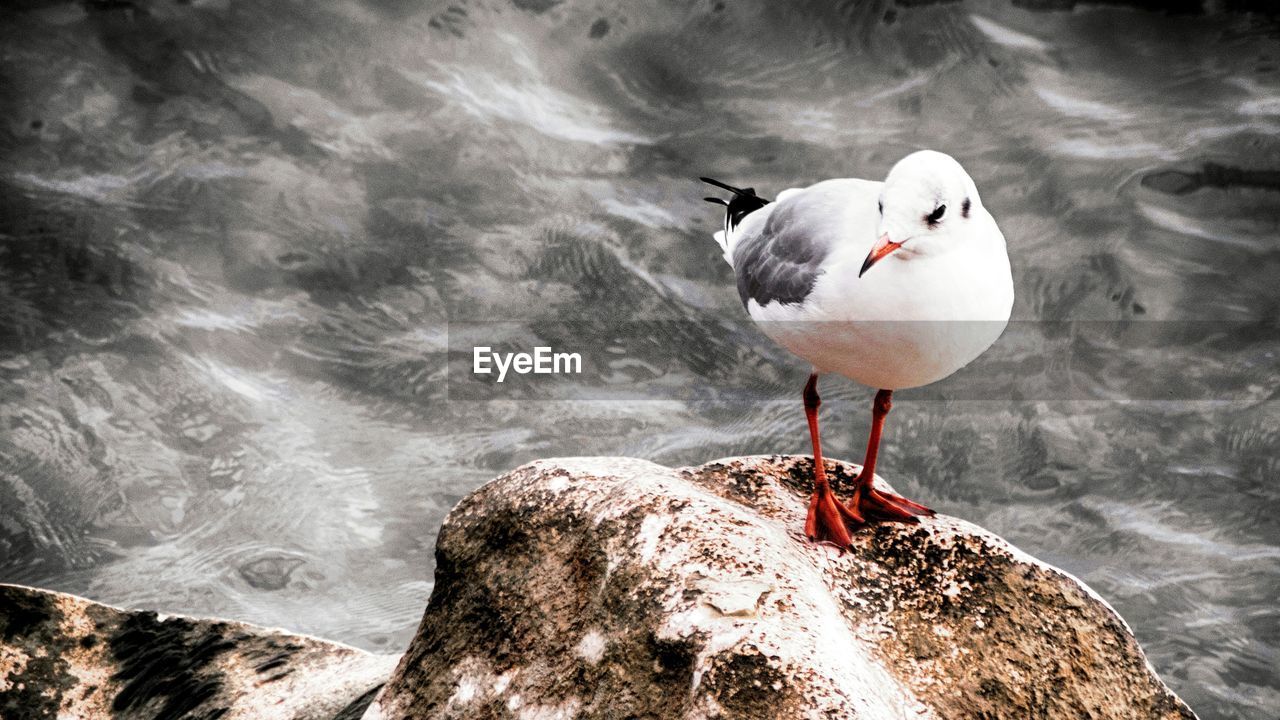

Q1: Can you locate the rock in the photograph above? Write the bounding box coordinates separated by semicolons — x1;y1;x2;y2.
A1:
1;456;1200;719
366;455;1197;720
0;584;398;720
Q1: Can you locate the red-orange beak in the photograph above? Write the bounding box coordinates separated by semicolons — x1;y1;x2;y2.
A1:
859;233;903;277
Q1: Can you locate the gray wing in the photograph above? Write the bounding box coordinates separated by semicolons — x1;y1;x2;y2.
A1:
733;179;866;309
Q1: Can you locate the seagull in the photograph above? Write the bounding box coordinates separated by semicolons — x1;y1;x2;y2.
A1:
703;150;1013;548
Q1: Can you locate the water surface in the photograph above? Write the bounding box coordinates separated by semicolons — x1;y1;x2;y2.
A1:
1;2;1278;717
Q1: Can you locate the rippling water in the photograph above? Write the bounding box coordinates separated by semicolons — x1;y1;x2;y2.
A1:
1;1;1278;717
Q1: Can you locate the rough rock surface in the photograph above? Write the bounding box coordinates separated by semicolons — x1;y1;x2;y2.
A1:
366;455;1197;720
0;583;398;720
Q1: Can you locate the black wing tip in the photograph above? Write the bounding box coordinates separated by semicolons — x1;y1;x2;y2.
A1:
699;176;736;193
700;176;748;193
701;176;771;233
699;176;770;202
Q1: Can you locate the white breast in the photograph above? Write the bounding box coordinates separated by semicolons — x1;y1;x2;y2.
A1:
747;209;1013;390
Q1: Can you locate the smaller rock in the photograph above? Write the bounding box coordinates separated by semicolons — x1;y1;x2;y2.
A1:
0;584;398;720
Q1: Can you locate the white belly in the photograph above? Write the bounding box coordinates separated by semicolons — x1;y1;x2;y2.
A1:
747;239;1013;390
755;316;1008;389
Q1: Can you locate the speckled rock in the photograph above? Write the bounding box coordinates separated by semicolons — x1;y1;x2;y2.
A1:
0;583;398;720
366;455;1197;720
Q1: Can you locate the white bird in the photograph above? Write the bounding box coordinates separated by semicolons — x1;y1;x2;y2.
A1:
703;150;1013;548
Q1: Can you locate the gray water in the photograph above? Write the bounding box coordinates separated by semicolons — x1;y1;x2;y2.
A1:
1;1;1278;717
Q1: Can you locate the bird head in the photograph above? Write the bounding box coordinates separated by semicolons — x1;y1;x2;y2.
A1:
861;150;982;277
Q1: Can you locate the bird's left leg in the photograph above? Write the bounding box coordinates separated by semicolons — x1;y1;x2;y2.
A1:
803;373;863;547
845;389;936;521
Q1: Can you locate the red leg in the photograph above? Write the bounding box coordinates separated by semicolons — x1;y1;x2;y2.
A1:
802;374;862;547
845;389;936;522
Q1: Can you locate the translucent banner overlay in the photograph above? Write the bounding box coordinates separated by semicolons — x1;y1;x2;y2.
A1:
444;320;1279;402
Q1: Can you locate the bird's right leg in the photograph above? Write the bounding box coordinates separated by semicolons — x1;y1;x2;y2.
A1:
803;373;862;547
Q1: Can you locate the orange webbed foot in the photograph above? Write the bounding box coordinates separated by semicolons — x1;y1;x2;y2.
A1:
846;476;936;523
805;485;864;549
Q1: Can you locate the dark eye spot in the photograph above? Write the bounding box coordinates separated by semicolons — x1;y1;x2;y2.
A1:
926;204;946;225
961;197;971;218
878;200;883;215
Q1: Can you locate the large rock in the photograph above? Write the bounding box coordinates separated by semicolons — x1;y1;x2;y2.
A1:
366;455;1196;720
0;584;398;719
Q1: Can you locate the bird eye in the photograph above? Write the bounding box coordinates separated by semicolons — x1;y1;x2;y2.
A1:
878;200;883;215
926;204;946;225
